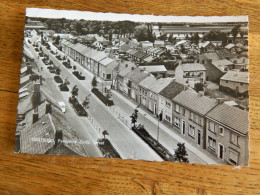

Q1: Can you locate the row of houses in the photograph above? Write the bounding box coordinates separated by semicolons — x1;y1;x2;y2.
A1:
61;40;119;80
113;65;249;165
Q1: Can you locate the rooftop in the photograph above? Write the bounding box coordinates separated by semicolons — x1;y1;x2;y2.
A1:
125;67;149;83
139;65;167;73
173;90;218;115
206;103;249;135
139;76;174;93
180;63;206;72
159;81;184;100
220;71;249;83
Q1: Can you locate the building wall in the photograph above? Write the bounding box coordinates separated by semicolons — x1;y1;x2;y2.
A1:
172;102;206;149
158;96;173;125
205;118;248;166
203;60;224;83
220;79;249;94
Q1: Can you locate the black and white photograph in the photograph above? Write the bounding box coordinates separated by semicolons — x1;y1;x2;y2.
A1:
15;8;249;166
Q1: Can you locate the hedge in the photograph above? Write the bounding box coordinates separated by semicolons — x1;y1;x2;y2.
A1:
91;88;114;106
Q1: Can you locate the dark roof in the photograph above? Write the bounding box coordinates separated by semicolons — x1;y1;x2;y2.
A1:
172;90;218;115
206;103;249;135
19;101;88;156
159;81;184;100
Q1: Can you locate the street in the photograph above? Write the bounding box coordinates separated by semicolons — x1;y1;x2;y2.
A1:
38;41;163;161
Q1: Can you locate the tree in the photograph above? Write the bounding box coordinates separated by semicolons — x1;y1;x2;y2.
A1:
130;109;138;127
194;83;204;92
172;142;189;163
102;130;109;140
193;32;200;45
82;95;90;108
71;85;79;97
91;76;98;88
231;25;241;43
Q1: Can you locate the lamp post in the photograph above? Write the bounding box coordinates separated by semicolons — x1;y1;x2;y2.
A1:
157;112;163;142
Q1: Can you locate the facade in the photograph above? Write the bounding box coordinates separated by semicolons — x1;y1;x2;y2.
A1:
99;57;119;80
158;81;185;125
205;103;249;165
139;76;174;115
199;52;224;83
124;68;149;104
219;71;249;96
175;63;206;88
172;90;218;149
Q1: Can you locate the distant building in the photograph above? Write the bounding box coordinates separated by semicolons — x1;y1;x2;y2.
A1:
139;65;167;78
205;103;249;165
175;63;206;88
154;40;165;48
199;41;216;53
219;71;249;97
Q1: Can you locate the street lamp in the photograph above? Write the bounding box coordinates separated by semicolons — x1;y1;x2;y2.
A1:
157;112;163;142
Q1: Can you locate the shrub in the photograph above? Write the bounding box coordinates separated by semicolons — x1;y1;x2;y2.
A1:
91;88;114;106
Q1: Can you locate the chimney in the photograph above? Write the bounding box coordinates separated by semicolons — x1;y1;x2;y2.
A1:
32;112;39;124
54;130;63;147
46;103;52;114
39;75;43;85
217;98;224;104
184;84;188;90
208;59;213;63
198;91;204;97
34;82;40;93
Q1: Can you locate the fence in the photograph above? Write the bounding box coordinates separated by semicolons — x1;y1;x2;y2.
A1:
109;106;132;129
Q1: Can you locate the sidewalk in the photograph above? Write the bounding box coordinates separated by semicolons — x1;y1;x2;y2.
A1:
49;42;223;164
111;89;225;165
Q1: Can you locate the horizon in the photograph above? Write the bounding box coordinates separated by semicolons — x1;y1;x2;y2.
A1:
26;8;248;24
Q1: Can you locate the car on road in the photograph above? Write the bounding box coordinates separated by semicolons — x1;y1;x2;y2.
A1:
58;101;66;113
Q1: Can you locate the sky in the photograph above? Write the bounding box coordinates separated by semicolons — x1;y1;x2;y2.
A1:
26;8;248;23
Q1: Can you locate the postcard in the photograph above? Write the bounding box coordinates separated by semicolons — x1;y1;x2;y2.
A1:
15;8;249;165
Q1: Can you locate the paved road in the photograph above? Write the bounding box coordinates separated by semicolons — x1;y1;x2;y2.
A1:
40;42;163;161
25;39;102;157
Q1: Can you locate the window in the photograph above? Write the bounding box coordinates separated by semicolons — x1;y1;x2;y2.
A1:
194;114;198;124
198;116;202;126
240;83;243;86
219;126;224;136
226;80;228;83
175;104;180;113
230;133;239;146
182;108;185;116
208;121;216;133
174;117;180;128
166;101;171;108
165;114;171;123
142;97;146;105
190;112;194;121
107;74;111;79
188;125;195;138
208;136;216;150
150;92;153;98
229;149;239;165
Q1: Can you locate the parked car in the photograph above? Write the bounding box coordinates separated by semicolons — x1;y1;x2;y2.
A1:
58;101;66;113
